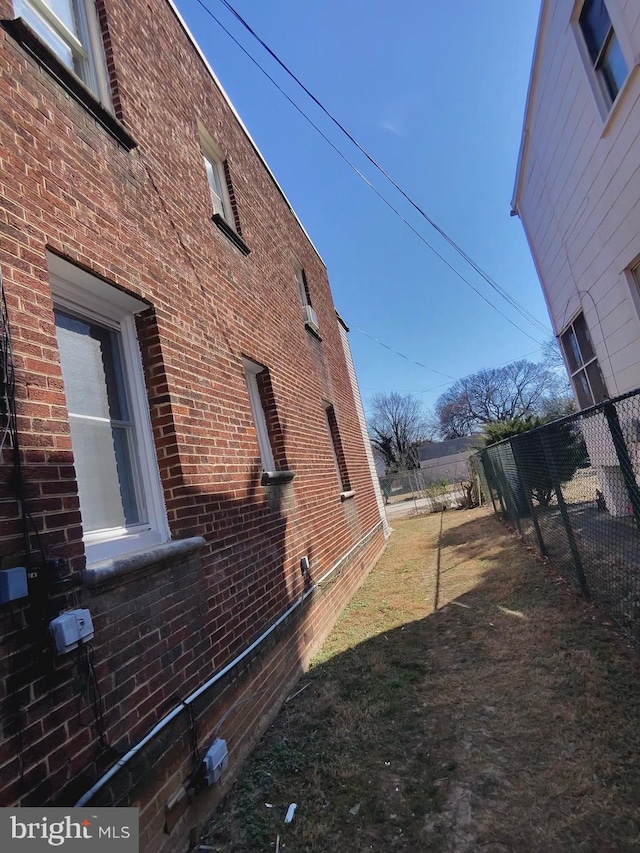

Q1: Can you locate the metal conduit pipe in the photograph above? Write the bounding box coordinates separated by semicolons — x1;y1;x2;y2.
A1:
74;522;383;807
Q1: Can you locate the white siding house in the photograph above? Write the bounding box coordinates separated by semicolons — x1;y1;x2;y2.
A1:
512;0;640;403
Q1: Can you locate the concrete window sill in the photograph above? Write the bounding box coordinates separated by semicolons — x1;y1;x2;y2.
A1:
261;470;296;486
83;536;206;588
211;214;250;255
304;323;323;342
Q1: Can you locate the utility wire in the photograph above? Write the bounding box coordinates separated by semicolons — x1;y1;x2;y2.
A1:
354;327;457;379
200;0;551;339
414;347;545;395
361;346;544;398
191;0;545;345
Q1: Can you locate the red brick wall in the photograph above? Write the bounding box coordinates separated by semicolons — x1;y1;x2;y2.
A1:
0;0;386;848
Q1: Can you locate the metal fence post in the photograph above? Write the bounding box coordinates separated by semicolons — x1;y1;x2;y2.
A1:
488;451;506;515
540;434;590;601
510;435;548;558
496;445;522;533
479;451;499;514
603;402;640;530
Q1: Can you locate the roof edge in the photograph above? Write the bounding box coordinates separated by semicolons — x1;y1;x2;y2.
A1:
165;0;326;267
511;0;550;215
335;309;350;332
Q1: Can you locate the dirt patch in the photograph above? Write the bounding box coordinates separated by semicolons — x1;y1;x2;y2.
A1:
199;508;640;852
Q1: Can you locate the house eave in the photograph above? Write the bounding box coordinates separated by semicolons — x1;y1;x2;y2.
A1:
511;0;551;216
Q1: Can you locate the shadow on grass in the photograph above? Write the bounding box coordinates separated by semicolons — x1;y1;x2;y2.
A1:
200;511;640;853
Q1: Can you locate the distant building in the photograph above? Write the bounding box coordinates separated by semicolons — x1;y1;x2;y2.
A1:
418;437;480;485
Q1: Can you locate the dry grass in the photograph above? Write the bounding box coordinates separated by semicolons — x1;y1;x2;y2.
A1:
560;468;601;506
199;508;640;852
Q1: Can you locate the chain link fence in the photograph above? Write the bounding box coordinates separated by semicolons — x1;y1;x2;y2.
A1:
380;457;479;515
472;388;640;644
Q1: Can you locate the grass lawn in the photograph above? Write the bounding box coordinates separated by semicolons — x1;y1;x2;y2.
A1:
199;507;640;852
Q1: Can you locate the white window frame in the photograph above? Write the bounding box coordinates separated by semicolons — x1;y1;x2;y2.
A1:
623;258;640;336
242;358;275;472
572;0;631;120
324;402;350;493
294;262;320;333
48;254;169;564
294;265;310;308
14;0;112;106
559;311;608;409
198;125;235;227
323;403;342;489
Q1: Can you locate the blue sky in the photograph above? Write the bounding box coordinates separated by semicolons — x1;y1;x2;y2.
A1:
175;0;549;416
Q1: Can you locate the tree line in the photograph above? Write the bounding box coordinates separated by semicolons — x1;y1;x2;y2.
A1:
369;346;575;472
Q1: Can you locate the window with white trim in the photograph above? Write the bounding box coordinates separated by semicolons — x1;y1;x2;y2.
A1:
203;151;233;224
577;0;628;108
243;359;276;472
560;312;608;409
294;264;320;334
198;124;250;254
49;255;169;563
13;0;111;104
324;403;351;493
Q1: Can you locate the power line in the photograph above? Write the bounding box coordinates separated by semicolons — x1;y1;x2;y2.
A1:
353;327;544;388
360;347;544;399
200;0;551;340
354;327;457;379
190;0;544;345
415;348;544;394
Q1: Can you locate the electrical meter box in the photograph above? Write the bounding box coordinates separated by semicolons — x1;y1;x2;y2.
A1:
49;608;94;655
0;567;28;604
203;738;228;785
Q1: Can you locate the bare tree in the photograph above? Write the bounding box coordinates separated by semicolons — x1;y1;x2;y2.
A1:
435;360;566;438
540;335;576;418
368;392;430;472
541;335;568;371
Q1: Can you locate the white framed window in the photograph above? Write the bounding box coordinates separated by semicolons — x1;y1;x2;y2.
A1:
198;125;235;227
243;358;275;472
324;403;351;493
13;0;111;105
48;254;169;564
575;0;628;110
560;312;608;409
294;266;311;308
203;152;232;222
294;264;319;333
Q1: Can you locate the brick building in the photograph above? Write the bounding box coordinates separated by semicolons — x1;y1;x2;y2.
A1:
0;0;388;849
